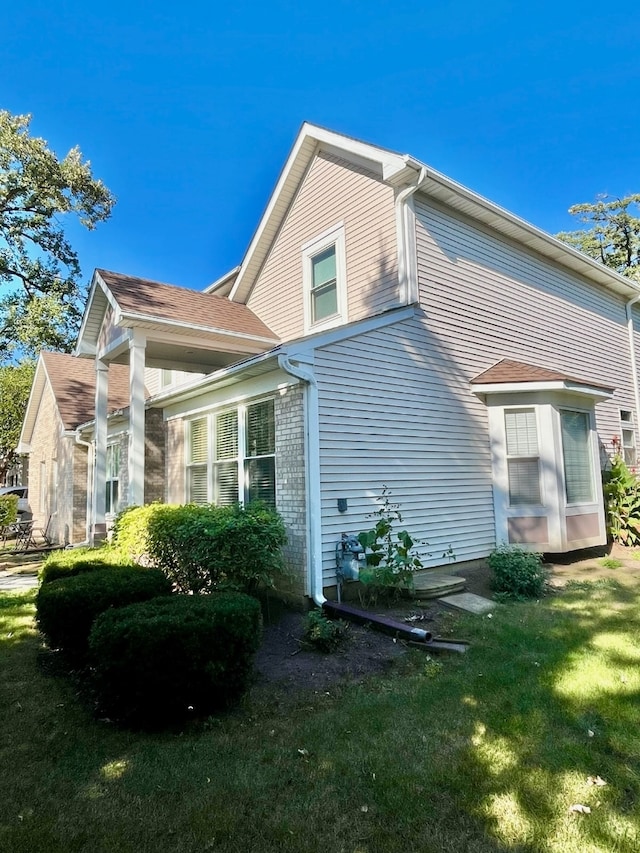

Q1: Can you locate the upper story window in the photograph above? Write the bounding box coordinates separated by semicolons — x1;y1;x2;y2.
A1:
160;369;174;389
302;224;347;333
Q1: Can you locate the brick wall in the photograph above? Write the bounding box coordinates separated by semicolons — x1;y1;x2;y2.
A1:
275;384;307;597
145;408;165;503
165;417;185;503
26;382;75;544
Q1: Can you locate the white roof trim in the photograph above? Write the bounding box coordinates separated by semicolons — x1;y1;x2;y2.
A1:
204;266;241;295
17;354;49;452
228;123;640;307
74;271;122;357
471;380;613;400
118;310;279;344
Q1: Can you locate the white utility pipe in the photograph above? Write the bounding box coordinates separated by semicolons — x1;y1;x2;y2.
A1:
277;354;325;606
394;166;426;305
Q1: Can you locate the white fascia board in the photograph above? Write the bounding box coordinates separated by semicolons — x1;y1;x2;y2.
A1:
17;355;47;450
203;266;241;295
285;305;417;356
229;123;408;304
74;271;122;357
471;380;613;400
118;311;279;346
414;166;640;299
146;348;283;408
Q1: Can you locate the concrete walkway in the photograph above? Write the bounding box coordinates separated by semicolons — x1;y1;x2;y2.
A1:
0;571;39;591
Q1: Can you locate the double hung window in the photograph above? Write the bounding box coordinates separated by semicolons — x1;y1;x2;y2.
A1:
105;444;120;514
302;225;346;332
620;410;636;466
505;408;541;506
560;410;594;503
186;399;276;507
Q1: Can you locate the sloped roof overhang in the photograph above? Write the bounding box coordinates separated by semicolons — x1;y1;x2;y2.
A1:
470;359;614;401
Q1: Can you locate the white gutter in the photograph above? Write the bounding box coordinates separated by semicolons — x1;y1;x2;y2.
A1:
395;166;426;305
277;353;325;606
626;295;640;436
74;428;94;545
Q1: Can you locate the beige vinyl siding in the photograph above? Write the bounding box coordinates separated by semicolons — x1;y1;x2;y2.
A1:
246;151;399;340
414;195;635;449
315;317;495;586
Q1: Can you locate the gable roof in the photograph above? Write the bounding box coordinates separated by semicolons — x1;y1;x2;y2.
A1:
228;122;640;305
18;352;131;452
76;270;278;358
471;358;614;395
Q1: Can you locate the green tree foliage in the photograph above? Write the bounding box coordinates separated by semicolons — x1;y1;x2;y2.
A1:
556;194;640;281
0;360;34;481
0;110;115;360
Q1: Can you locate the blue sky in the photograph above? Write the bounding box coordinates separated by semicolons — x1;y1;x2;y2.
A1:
3;0;639;291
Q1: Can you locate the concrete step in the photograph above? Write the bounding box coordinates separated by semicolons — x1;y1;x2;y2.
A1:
411;573;466;599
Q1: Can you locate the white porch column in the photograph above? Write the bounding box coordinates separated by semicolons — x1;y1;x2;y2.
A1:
92;359;109;542
128;330;146;507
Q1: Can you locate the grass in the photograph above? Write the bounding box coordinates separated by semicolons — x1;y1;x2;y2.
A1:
1;584;640;853
600;557;624;569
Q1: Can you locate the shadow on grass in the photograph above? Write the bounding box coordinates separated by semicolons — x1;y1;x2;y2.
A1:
1;584;639;853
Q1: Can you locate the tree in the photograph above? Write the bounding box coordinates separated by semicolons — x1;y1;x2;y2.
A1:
556;194;640;281
0;361;35;482
0;110;115;359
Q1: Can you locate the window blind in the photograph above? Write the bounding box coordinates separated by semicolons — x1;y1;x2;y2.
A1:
561;411;593;503
246;401;275;457
189;418;208;464
505;409;538;456
215;411;238;460
188;466;208;505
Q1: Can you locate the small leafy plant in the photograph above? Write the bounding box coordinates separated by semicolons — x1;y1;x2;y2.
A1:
602;454;640;546
303;609;347;652
357;486;427;604
488;546;547;600
0;493;18;527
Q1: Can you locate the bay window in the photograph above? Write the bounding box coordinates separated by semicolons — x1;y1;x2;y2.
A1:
560;410;594;503
505;408;541;506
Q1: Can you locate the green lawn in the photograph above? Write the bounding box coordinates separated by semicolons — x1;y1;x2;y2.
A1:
1;581;639;853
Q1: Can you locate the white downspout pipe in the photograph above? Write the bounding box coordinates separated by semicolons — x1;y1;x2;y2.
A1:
394;166;426;305
74;429;94;546
626;294;640;441
277;354;325;606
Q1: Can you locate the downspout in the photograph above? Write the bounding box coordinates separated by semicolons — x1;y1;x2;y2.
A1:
394;165;426;305
626;294;640;439
74;428;94;546
277;354;325;605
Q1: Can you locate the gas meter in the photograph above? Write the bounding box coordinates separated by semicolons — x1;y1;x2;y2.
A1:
335;532;365;596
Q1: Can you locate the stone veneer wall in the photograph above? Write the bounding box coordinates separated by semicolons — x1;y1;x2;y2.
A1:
71;443;89;542
274;384;307;598
144;409;165;503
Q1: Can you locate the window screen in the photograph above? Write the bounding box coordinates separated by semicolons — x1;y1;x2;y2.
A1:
561;410;594;503
311;246;338;323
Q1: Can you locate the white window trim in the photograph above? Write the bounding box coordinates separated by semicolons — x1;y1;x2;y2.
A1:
620;409;636;467
504;406;544;508
559;406;597;506
105;442;121;516
302;222;347;335
185;397;276;507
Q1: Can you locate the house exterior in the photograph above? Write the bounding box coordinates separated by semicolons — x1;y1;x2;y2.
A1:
20;124;640;602
18;352;130;544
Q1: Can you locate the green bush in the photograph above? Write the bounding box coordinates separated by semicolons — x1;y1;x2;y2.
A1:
303;609;347;652
89;592;263;725
603;454;640;545
40;546;134;585
488;547;547;599
36;566;173;658
112;502;287;594
0;494;18;527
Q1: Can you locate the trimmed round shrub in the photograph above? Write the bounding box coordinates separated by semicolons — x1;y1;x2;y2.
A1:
40;546;135;585
36;567;173;658
89;593;263;725
488;547;547;599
